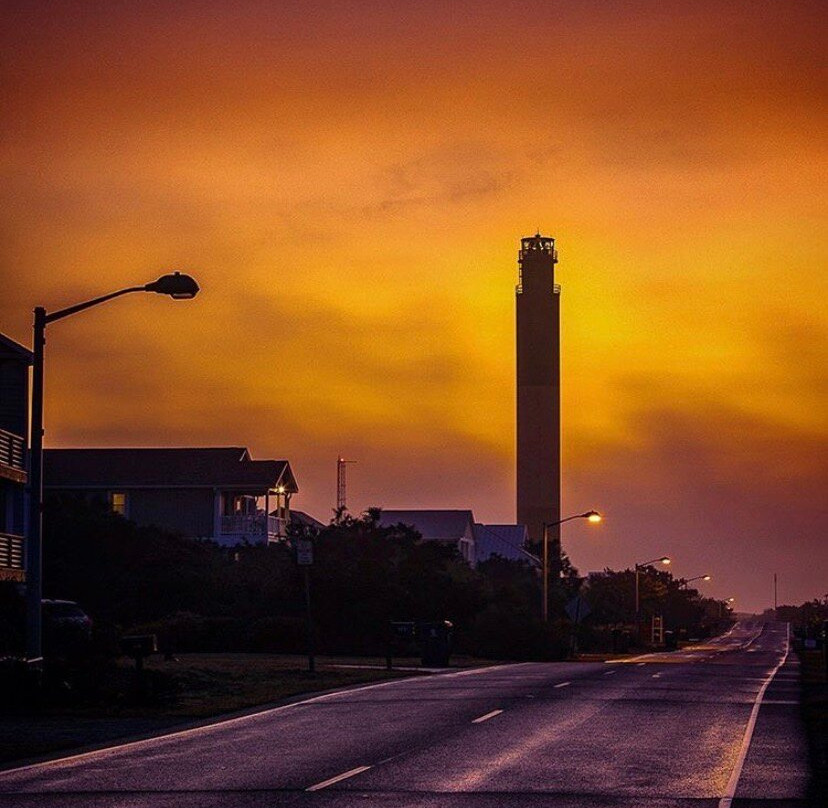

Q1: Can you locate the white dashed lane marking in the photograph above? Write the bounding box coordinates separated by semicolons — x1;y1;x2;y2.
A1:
306;765;372;792
472;709;504;724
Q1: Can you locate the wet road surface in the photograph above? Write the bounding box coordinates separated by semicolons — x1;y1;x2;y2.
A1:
0;620;811;806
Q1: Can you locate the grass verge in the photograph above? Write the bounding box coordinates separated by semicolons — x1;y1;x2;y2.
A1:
0;653;487;766
799;649;827;803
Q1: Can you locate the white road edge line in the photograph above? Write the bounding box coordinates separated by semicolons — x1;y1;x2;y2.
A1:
306;765;372;791
472;709;504;724
0;662;533;776
553;681;571;688
718;623;790;808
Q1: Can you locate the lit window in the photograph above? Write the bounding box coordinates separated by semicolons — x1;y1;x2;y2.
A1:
110;492;127;516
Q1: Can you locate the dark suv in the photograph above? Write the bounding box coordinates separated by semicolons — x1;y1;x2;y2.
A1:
42;599;93;652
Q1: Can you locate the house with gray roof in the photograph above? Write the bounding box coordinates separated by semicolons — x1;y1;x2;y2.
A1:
473;523;531;565
378;509;477;567
44;447;298;546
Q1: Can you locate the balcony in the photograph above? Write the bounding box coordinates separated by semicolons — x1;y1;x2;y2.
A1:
220;514;286;543
0;429;26;483
0;532;25;581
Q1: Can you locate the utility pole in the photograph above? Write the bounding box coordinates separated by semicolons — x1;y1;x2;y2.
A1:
336;456;355;513
774;573;778;618
542;523;549;623
296;538;315;672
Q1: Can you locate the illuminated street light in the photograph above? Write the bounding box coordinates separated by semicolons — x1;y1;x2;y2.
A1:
634;556;672;618
26;272;199;660
540;510;603;622
679;574;712;588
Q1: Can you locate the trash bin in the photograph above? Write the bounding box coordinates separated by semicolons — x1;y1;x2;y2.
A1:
418;620;453;667
386;621;418;668
611;628;631;654
664;630;677;651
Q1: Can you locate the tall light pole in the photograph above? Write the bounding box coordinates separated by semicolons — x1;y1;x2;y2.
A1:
634;556;671;620
26;272;199;660
541;510;601;622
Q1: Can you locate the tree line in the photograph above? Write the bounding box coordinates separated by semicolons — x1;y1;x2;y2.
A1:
0;495;736;659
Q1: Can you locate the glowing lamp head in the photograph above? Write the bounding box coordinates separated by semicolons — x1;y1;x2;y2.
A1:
585;510;602;523
703;575;712;581
660;557;671;565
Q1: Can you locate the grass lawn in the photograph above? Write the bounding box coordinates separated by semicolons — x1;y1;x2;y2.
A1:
0;653;491;766
139;652;459;717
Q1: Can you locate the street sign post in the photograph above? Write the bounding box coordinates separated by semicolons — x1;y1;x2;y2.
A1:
296;539;314;671
565;595;591;623
296;539;313;566
565;595;591;658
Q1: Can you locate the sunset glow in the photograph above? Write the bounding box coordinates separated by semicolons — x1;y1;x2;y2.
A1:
2;0;825;611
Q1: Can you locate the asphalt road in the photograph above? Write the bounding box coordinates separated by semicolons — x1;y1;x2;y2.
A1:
0;620;812;807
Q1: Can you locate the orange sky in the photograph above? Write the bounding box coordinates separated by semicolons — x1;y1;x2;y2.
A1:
1;0;825;611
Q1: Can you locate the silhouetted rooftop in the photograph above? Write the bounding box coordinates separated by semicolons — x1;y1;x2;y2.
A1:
0;332;33;363
379;509;475;541
44;447;297;493
473;523;529;562
285;510;326;530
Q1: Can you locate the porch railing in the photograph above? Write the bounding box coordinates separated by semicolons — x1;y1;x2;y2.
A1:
0;532;24;571
0;429;25;473
220;514;286;539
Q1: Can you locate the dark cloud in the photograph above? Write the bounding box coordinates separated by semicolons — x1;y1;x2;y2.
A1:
363;145;513;217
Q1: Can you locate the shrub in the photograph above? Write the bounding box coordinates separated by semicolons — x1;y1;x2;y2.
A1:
470;606;568;660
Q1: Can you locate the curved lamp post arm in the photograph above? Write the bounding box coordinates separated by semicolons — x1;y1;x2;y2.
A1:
44;286;147;324
44;272;199;323
547;510;602;529
679;574;711;588
635;556;670;571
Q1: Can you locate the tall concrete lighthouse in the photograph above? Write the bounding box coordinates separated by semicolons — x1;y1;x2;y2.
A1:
516;233;561;551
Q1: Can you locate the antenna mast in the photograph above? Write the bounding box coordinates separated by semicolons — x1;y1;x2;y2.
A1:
336;456;356;512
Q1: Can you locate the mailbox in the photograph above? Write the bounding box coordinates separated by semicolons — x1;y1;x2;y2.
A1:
390;621;417;640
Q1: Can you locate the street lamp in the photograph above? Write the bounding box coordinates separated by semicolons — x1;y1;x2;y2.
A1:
634;556;671;619
541;511;602;622
719;597;735;619
679;574;711;589
26;272;199;660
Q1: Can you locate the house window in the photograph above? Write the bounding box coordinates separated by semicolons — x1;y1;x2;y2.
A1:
110;492;127;516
